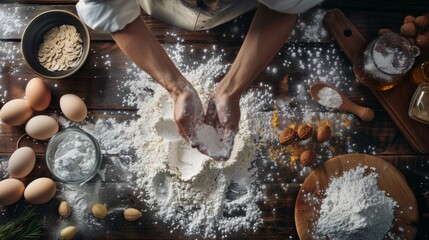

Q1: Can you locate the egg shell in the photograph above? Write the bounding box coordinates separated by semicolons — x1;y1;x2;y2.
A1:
0;99;33;126
25;115;59;140
8;147;36;178
24;177;56;204
25;77;51;111
60;94;87;122
0;178;25;205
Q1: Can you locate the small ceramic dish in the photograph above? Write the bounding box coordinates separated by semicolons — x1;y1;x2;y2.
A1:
21;10;90;79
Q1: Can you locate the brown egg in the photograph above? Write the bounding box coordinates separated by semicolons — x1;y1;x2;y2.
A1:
24;177;56;204
25;77;51;111
0;99;33;126
8;147;36;178
60;94;88;122
25;115;59;140
0;178;25;205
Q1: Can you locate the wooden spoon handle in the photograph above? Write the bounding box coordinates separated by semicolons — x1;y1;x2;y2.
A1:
345;104;375;122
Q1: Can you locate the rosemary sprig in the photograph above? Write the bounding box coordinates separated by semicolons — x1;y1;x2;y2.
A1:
0;207;44;240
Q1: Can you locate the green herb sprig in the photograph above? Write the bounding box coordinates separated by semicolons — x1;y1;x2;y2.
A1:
0;207;43;240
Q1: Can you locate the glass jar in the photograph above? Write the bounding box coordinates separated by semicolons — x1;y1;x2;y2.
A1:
411;61;429;85
46;127;102;184
353;34;420;91
409;83;429;124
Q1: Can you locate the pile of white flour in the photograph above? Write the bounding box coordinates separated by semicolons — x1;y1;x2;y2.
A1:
123;45;263;237
313;166;397;240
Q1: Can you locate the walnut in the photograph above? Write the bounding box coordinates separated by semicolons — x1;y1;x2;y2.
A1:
316;125;332;143
300;150;316;166
404;15;416;24
378;28;393;36
416;33;429;48
279;127;296;146
414;16;429;30
400;22;417;37
297;124;313;140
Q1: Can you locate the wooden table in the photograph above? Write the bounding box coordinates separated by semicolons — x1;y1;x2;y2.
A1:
1;0;429;239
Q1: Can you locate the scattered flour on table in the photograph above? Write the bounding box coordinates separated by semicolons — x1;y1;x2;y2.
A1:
290;8;329;42
312;166;397;240
0;4;27;38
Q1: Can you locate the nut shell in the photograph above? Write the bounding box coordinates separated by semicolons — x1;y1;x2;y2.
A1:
316;125;332;143
279;127;296;146
297;124;313;140
300;150;317;166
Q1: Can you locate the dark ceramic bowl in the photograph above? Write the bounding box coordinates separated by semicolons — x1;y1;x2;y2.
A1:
21;10;90;79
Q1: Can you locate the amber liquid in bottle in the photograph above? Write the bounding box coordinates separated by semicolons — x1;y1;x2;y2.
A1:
353;53;403;91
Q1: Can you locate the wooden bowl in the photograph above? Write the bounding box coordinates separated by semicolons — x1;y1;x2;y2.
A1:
21;10;90;79
295;154;418;240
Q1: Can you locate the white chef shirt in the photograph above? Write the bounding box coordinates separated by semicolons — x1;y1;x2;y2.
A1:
76;0;323;33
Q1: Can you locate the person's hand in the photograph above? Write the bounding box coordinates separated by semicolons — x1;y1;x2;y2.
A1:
171;82;204;147
204;86;241;159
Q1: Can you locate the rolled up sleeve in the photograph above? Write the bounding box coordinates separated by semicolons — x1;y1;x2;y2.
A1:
258;0;324;14
76;0;141;33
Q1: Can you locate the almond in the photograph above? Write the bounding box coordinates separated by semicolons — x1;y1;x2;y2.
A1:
58;200;70;218
279;127;296;146
297;124;313;140
300;150;316;166
124;208;143;221
317;125;332;143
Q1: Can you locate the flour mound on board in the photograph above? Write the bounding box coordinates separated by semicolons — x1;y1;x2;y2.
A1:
313;166;397;240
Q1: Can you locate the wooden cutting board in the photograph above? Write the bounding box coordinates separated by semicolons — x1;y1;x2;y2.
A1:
295;154;418;240
323;9;429;154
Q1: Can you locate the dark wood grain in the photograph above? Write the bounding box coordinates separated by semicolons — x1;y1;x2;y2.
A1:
1;1;429;239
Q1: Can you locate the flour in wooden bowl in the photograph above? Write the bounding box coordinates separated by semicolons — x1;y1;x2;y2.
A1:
312;166;397;240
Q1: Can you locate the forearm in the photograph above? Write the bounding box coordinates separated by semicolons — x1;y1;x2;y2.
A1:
111;16;186;96
218;4;297;98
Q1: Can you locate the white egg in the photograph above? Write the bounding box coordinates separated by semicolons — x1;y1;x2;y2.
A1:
24;177;56;204
8;147;36;178
60;94;87;122
0;99;33;126
25;115;59;140
0;178;25;205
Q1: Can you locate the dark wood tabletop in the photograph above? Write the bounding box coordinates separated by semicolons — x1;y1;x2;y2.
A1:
1;0;429;239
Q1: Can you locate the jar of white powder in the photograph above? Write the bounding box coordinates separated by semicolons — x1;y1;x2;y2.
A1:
46;127;101;184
